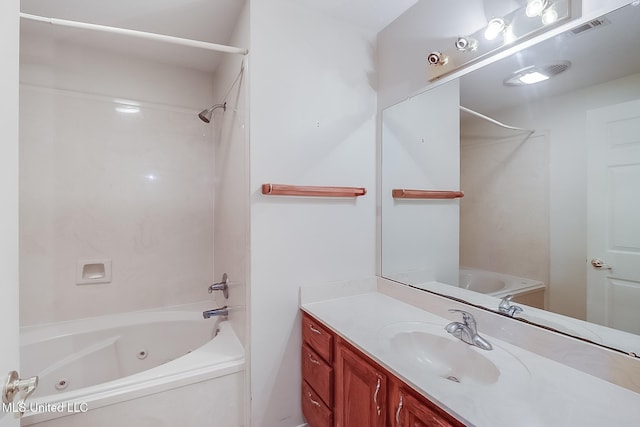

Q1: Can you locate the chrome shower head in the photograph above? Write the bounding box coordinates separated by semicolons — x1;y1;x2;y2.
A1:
198;102;226;123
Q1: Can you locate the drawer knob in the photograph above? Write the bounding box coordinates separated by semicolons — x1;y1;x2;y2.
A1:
307;353;320;365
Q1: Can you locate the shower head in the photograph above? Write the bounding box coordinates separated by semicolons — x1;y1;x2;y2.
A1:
198;102;226;123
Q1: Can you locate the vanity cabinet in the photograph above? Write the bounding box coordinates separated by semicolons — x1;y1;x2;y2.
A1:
389;380;462;427
301;312;465;427
302;314;334;427
334;341;387;427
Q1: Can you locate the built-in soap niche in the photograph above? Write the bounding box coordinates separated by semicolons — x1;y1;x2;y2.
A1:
76;259;112;285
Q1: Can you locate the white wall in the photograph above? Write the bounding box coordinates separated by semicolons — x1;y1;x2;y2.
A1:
465;72;640;320
381;81;460;286
460;127;550;290
249;1;377;425
19;40;218;326
0;4;20;422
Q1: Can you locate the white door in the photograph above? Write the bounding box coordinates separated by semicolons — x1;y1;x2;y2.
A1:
0;1;21;426
587;99;640;334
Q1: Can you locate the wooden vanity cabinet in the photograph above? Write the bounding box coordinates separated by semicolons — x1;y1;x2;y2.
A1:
301;311;465;427
334;340;387;427
301;313;334;427
389;380;464;427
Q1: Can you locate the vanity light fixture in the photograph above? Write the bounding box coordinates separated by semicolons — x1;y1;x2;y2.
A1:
454;36;478;52
503;61;571;86
525;0;549;17
484;18;506;41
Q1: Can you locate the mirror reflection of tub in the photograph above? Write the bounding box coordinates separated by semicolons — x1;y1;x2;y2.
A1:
458;268;545;309
20;302;244;426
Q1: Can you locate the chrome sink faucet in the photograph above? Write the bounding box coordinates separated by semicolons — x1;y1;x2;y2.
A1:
445;309;493;350
498;295;523;317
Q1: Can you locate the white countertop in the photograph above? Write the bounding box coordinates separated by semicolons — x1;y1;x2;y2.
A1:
301;290;640;427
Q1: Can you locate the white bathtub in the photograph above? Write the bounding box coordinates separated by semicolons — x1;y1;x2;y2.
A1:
19;302;245;426
458;268;545;300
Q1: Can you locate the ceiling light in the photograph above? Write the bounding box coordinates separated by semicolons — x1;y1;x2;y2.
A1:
484;18;506;40
519;71;550;84
503;61;571;86
526;0;549;17
115;105;140;114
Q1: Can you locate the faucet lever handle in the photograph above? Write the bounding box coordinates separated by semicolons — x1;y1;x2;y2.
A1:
447;309;476;330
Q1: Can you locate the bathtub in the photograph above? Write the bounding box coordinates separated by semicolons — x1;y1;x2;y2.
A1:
459;268;546;308
19;302;245;426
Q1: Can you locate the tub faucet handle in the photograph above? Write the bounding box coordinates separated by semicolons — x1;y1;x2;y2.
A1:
208;273;229;299
3;371;39;417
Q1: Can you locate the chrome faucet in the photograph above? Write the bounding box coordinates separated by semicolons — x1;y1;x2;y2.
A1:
498;295;523;317
208;273;229;299
445;309;493;350
203;306;228;319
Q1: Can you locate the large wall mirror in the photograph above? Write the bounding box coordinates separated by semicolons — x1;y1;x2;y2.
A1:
381;2;640;355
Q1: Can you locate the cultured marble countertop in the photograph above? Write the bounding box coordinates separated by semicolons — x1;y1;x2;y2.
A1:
301;291;640;427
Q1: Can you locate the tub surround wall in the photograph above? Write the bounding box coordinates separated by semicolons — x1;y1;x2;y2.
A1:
460;129;550;296
19;40;217;326
249;1;377;425
212;1;249;347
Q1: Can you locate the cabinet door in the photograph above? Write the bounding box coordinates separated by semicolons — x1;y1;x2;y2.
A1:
390;382;462;427
335;342;387;427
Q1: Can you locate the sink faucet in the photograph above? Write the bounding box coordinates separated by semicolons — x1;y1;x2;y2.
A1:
445;309;493;350
498;295;523;317
203;306;228;319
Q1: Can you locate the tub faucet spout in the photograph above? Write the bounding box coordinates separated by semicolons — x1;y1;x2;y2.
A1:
203;306;228;319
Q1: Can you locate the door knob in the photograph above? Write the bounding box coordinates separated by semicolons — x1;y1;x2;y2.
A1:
2;371;38;417
590;258;612;270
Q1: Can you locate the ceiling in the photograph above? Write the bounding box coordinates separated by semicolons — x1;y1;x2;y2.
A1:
19;0;416;73
460;3;640;115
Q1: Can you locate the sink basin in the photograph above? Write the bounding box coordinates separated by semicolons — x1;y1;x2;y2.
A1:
459;272;507;293
378;322;530;387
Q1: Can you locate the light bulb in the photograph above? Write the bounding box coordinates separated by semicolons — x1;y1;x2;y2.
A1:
519;71;550;84
526;0;549;17
541;7;559;25
484;18;506;41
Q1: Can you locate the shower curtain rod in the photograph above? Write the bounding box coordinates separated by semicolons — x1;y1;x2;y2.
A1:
20;13;249;55
459;106;534;135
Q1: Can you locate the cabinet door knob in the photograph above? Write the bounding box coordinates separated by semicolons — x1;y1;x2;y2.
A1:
307;391;321;407
373;377;381;416
395;394;404;426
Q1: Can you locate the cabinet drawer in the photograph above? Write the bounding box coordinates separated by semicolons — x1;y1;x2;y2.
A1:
302;380;332;427
302;314;333;364
302;344;333;406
